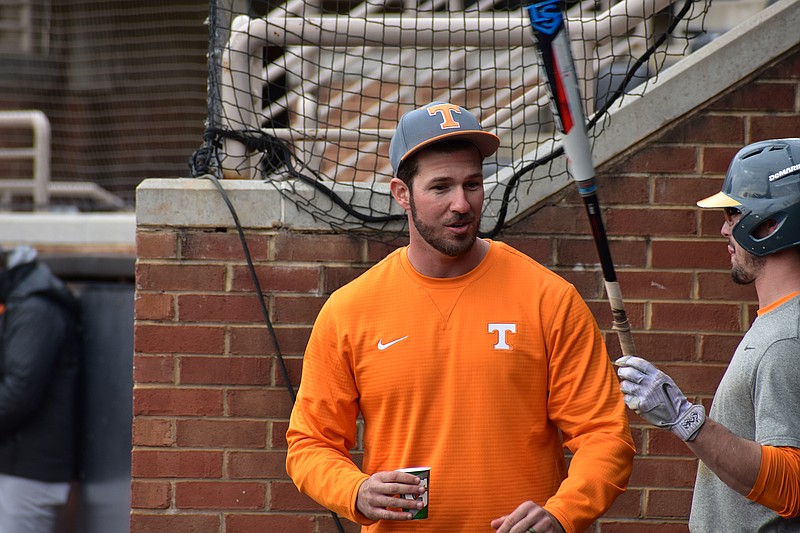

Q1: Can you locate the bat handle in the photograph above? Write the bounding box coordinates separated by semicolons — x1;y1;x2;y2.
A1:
604;280;637;356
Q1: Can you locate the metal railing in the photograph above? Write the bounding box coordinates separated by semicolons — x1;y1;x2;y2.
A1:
0;110;125;209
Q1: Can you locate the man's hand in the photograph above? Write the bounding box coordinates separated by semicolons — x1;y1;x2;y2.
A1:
490;501;565;533
615;355;705;441
355;470;426;522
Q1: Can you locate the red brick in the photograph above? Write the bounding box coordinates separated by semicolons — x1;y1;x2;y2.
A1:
628;457;698;489
130;513;219;533
273;356;302;388
500;236;553;263
710;81;796;112
651;240;729;269
132;418;174;447
271;295;327;324
133;387;224;416
647;430;694;457
136;292;174;321
180;231;270;261
135;324;225;355
658;114;744;145
513;204;590;235
653;177;722;206
175;419;266;448
365;238;406;262
270;421;290;449
131;450;223;478
274;232;361;261
699;334;741;363
231;265;320;293
604;332;695;361
697;272;757;301
225;514;316;533
605;487;642;518
595;174;650;205
137;263;226;291
323;265;370;293
614;271;692;300
555;238;647;268
613;146;698;174
646;489;693;519
131;480;171;509
178;294;264;323
175;481;265;509
269;481;327;512
137;231;178;259
750;114;800;142
227;388;294;418
134;355;175;383
552;269;602;299
629;426;645;453
701;146;740;175
651;302;740;332
605;208;695;237
228;451;288;479
229;325;312;356
699;210;726;237
179;356;271;385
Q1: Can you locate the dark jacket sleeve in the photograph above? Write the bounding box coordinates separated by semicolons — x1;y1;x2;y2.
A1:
0;295;70;436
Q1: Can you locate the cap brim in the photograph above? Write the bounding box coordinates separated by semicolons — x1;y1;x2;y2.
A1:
696;191;741;208
400;130;500;166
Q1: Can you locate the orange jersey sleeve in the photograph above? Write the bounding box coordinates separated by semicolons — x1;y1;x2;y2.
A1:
747;445;800;518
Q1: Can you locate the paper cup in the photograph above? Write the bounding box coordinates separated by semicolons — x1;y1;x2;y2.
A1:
396;466;430;519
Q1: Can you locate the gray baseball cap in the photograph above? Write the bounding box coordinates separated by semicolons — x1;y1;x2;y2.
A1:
389;102;500;174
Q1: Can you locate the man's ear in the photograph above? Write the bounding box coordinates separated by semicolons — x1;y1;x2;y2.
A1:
390;177;411;211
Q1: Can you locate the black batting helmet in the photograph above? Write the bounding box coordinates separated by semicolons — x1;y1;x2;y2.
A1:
697;138;800;256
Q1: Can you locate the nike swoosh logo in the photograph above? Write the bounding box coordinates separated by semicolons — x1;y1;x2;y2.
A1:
378;336;409;351
744;345;755;351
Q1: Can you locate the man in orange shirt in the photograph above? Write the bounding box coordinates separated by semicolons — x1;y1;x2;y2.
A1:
286;102;635;532
617;138;800;531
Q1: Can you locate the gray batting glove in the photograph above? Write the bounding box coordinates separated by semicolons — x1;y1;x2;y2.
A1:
615;356;705;441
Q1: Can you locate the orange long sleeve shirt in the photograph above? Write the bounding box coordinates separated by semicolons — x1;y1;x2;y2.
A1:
748;445;800;518
286;241;635;532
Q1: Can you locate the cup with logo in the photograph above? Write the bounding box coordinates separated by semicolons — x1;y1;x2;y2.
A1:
396;466;430;519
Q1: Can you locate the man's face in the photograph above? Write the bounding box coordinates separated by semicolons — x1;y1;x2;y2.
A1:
404;145;485;258
721;209;766;285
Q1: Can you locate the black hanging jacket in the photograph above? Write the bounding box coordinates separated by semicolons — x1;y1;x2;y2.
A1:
0;260;83;482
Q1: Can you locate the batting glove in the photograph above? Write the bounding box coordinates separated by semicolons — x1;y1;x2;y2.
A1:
615;355;705;441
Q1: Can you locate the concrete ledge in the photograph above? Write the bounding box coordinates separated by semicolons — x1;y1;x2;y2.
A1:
136;176;407;232
0;212;136;248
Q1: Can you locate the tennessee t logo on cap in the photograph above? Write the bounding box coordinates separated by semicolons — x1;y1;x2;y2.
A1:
389;101;500;174
426;103;463;130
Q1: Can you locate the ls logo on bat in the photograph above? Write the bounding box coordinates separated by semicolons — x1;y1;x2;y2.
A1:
526;0;563;36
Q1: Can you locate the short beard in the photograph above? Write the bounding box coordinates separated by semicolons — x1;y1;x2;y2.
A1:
731;246;766;285
409;194;477;257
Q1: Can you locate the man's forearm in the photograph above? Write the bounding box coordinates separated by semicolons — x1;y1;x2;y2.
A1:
686;418;761;496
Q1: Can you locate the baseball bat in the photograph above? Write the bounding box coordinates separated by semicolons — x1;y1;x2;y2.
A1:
526;0;636;357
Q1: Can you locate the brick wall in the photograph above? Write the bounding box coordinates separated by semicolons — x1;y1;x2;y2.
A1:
131;45;800;532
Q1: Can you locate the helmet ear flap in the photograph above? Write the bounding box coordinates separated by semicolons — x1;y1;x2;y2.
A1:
732;204;800;256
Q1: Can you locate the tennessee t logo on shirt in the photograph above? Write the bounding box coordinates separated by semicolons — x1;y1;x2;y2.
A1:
488;323;517;350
